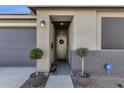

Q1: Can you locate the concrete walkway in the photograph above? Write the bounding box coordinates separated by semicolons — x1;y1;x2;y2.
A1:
56;62;72;75
45;75;74;88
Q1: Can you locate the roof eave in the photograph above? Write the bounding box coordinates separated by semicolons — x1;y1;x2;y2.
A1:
28;5;124;14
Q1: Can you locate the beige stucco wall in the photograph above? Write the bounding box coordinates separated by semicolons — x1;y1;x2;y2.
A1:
68;20;74;64
49;20;55;64
69;20;74;50
73;10;97;50
36;10;51;72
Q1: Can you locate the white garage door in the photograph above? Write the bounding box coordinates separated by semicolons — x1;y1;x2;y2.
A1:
0;27;36;66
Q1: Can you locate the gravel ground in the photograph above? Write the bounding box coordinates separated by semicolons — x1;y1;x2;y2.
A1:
22;75;124;88
72;75;124;88
87;76;124;88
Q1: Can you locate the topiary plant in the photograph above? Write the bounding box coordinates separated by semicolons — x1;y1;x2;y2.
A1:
29;48;43;75
76;47;89;76
30;48;43;60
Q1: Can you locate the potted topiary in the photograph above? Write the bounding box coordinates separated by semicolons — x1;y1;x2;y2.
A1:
29;48;45;87
76;47;91;87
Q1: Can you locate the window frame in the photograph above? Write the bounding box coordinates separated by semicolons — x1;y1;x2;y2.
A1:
97;12;124;50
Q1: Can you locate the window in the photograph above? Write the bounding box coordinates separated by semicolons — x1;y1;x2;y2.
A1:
102;17;124;49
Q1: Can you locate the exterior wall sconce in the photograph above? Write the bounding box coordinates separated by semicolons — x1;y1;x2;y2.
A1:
40;20;46;27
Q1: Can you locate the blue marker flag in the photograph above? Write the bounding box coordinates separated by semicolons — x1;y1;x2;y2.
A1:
105;63;112;71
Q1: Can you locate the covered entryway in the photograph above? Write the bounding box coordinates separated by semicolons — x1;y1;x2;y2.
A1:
50;15;73;75
54;21;69;61
0;27;36;66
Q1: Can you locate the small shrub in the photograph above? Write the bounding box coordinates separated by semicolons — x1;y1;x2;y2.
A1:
76;47;89;58
29;48;43;60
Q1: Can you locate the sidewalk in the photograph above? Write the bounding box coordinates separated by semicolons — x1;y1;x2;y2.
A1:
45;75;74;88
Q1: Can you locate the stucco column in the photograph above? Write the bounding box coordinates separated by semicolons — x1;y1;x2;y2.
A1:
36;9;50;73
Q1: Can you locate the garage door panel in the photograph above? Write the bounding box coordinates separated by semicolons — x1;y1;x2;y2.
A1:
0;27;36;66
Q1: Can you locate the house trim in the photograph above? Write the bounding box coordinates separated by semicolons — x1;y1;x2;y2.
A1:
0;15;36;19
0;15;36;27
0;23;36;27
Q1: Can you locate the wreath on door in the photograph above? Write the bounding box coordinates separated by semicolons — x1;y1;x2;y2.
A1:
59;39;64;44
